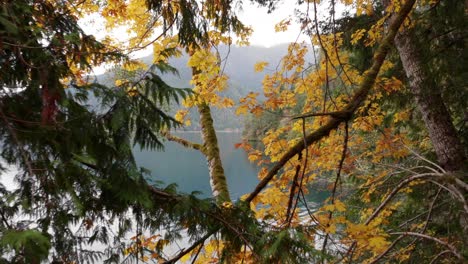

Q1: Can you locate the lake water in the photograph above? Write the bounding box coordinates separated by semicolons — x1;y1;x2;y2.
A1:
133;131;329;206
133;132;260;199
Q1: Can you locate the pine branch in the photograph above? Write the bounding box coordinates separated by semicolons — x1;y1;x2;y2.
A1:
245;0;417;203
0;208;13;229
0;103;35;180
76;158;177;200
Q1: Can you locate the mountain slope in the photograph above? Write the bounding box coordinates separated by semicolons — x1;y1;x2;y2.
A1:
99;44;316;130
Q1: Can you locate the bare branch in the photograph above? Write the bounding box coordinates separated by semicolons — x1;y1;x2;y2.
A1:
429;250;452;264
288;118;312;226
390;232;462;260
365;174;437;225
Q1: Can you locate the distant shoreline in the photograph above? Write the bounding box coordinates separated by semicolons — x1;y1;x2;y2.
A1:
171;130;242;133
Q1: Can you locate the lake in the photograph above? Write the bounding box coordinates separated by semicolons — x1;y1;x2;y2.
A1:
133;132;260;199
133;131;329;206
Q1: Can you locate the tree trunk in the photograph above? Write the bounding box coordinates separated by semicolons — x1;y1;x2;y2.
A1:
395;26;468;241
394;30;467;173
197;102;231;203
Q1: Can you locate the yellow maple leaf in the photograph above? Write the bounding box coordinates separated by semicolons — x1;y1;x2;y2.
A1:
175;110;188;123
222;201;234;209
221;97;235;107
254;61;269;72
334;200;346;212
236;105;249;115
324;224;337;234
114;79;125;86
351;29;366;45
126;87;138;96
250;106;263;116
368;236;390;252
123;60;146;72
274;18;291;32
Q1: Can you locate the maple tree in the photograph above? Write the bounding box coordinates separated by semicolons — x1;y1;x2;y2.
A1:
1;0;467;263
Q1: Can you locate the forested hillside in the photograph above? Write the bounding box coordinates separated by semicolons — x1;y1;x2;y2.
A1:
99;44;310;130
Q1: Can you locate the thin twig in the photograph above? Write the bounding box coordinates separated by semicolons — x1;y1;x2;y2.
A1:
368;235;404;264
190;241;204;264
322;121;348;255
428;250;451;264
285;152;302;225
365;174;438;226
162;233;212;264
292;118;311;220
390;232;462;260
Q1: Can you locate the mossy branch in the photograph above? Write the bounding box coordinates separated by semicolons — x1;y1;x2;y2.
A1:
161;131;204;152
245;0;417;203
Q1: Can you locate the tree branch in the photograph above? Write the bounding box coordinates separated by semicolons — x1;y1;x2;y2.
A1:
245;0;417;203
368;235;404;264
322;121;349;255
364;174;438;225
160;131;204;152
429;250;451;264
76;158;177;200
390;232;462;260
0;104;35;180
162;232;212;264
291;110;352;120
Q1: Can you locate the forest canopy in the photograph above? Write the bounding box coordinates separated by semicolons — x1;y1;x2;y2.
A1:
0;0;467;263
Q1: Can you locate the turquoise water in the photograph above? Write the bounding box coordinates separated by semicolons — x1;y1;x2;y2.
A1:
133;132;260;199
133;131;329;205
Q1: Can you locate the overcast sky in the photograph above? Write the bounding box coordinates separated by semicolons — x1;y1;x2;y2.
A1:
80;1;310;51
237;1;306;47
